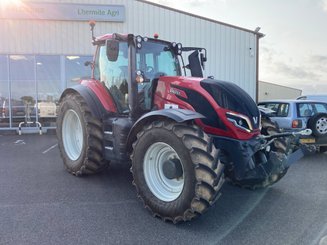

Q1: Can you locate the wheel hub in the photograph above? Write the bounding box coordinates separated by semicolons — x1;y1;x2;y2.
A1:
316;117;327;134
162;158;183;180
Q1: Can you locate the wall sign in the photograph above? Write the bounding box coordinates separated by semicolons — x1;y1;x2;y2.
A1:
0;2;125;22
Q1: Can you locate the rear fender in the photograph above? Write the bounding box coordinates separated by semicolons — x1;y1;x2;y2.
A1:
126;109;204;153
60;85;114;120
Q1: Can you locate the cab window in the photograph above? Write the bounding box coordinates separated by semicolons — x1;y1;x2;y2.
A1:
95;42;129;113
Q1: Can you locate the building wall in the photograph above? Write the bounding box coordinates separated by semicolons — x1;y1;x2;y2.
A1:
0;0;259;98
258;81;302;101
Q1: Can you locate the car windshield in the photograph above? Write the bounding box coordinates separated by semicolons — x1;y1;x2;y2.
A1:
297;102;327;117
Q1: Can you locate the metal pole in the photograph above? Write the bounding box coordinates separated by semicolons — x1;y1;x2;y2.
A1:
7;55;12;128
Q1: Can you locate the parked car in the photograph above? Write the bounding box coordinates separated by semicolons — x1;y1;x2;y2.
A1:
1;98;26;121
258;99;327;150
297;94;327;102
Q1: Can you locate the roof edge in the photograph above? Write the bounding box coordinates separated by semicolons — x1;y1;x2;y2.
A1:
136;0;264;37
259;81;302;92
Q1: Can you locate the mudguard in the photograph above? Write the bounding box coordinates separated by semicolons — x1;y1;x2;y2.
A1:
126;109;204;153
59;85;111;120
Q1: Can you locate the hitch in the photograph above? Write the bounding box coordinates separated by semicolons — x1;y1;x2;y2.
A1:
259;129;312;151
260;129;312;140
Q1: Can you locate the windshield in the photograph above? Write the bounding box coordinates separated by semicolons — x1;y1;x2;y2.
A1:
136;41;181;80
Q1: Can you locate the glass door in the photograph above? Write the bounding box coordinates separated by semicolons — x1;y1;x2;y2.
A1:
0;55;10;128
36;55;61;127
9;55;37;127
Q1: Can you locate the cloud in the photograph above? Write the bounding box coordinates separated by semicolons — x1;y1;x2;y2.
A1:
272;62;320;80
260;46;278;63
260;45;327;92
319;0;327;12
308;55;327;71
260;49;323;94
310;55;327;63
322;0;327;12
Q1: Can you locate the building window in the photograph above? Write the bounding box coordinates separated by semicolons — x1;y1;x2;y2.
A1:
0;54;94;129
36;55;61;127
9;55;36;127
0;55;9;128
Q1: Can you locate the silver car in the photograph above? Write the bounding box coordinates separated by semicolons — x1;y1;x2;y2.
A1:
258;99;327;147
297;94;327;102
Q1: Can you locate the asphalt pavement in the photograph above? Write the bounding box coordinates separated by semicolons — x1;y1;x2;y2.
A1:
0;133;327;245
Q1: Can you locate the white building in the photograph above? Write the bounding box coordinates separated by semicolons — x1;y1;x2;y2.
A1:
258;81;302;101
0;0;263;130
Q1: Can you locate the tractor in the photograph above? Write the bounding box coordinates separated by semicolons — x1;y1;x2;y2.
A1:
56;22;311;223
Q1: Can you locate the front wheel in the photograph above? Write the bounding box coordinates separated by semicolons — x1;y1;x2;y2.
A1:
131;121;224;223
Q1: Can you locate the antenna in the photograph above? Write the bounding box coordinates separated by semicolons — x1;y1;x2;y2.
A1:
89;20;96;42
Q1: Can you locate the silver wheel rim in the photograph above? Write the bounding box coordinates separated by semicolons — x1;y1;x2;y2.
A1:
143;142;184;202
316;117;327;134
62;109;83;161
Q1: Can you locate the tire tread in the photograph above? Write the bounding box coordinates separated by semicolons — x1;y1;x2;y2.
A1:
131;120;224;223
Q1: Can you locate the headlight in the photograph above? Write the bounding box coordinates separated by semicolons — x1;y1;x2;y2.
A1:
226;112;253;132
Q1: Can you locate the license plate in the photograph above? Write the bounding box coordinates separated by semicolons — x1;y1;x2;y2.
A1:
300;138;316;144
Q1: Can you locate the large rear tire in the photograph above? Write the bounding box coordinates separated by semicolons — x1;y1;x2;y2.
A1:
56;93;108;176
225;117;289;189
131;121;224;223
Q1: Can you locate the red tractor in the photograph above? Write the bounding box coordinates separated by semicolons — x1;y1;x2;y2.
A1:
57;22;311;223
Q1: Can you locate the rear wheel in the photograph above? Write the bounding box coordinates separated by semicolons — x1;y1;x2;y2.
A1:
131;121;224;223
225;117;288;189
57;93;108;176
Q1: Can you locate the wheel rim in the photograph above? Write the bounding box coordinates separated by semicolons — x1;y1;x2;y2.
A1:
316;117;327;134
143;142;184;202
62;109;83;161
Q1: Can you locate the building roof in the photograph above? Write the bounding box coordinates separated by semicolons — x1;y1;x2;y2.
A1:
259;81;302;93
137;0;265;37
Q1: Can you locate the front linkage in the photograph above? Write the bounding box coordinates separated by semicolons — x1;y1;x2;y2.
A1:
214;129;313;189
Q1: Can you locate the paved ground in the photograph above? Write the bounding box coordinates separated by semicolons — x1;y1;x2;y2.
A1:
0;134;327;245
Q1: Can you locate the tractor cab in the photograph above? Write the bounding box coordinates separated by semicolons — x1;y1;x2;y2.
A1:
91;29;207;118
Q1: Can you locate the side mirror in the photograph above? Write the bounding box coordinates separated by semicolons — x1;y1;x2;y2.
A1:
106;39;119;62
200;52;207;69
188;50;203;78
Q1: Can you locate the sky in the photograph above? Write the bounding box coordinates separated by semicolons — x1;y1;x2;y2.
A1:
149;0;327;95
